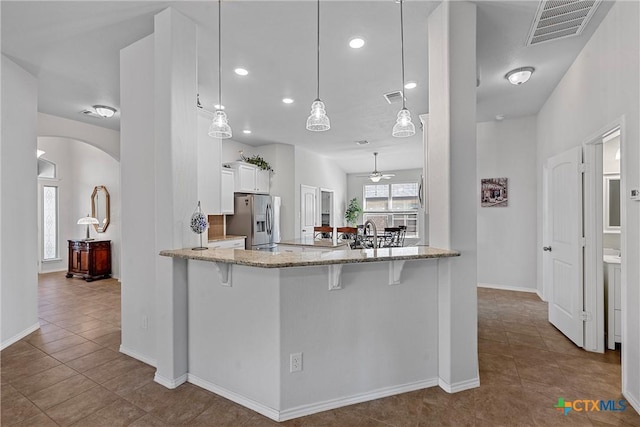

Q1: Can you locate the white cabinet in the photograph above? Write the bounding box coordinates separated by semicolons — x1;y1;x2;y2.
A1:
256;169;270;194
207;237;245;249
605;260;622;349
221;169;234;214
226;162;270;194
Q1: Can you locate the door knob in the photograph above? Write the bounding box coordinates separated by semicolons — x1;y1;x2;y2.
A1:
543;246;552;252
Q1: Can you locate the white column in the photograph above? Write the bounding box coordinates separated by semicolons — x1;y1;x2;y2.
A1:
1;56;39;349
427;1;479;392
153;8;198;387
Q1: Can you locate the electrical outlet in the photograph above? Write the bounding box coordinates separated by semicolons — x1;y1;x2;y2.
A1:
290;352;303;373
142;316;148;330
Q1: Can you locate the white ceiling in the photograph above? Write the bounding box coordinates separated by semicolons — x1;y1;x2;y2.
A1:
1;1;613;174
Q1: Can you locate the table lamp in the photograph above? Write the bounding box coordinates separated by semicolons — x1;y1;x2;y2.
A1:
77;215;99;241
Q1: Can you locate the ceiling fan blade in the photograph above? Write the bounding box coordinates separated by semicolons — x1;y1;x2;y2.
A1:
382;176;393;180
383;173;396;177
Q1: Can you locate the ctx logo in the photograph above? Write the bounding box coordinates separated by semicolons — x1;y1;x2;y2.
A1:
554;398;627;415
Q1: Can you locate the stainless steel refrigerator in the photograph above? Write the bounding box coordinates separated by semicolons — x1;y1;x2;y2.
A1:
226;194;281;251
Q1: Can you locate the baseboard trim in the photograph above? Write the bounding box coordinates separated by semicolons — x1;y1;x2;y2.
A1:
623;389;640;415
119;345;157;367
188;374;438;422
477;283;538;294
438;376;480;393
188;374;280;421
154;372;187;389
1;322;40;351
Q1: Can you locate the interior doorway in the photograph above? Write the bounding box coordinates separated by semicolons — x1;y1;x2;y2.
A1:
320;189;334;227
300;184;317;239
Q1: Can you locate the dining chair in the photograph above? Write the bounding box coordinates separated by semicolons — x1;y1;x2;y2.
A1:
313;226;333;239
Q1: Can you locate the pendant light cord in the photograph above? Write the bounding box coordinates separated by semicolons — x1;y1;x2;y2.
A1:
316;0;320;100
218;0;222;109
400;0;406;110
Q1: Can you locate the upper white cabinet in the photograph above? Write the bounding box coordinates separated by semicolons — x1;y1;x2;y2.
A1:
226;162;270;194
221;168;235;214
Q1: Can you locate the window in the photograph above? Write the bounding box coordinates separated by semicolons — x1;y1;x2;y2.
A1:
42;186;58;260
363;182;420;237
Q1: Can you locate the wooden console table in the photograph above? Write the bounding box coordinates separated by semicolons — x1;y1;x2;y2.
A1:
66;240;112;281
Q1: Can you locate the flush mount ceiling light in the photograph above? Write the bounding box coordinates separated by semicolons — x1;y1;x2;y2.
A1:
349;37;365;49
243;129;252;134
93;105;116;118
282;98;294;104
355;140;370;146
208;0;232;139
505;67;535;85
404;81;417;89
306;0;330;132
234;67;248;76
392;0;415;138
495;114;505;121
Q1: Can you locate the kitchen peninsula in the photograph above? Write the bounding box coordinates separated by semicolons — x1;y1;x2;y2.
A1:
158;245;467;421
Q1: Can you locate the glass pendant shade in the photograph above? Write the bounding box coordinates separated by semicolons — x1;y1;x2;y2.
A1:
208;110;232;139
392;108;415;138
370;175;382;183
306;99;330;132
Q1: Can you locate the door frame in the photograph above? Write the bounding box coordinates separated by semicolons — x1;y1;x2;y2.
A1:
583;115;626;354
300;184;318;238
319;188;334;227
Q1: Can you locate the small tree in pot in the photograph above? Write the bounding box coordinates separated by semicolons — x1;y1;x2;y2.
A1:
344;198;362;226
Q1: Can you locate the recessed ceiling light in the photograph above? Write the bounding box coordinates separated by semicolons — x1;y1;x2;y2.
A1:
404;82;417;89
505;67;535;85
234;68;248;76
282;98;294;104
93;105;117;118
495;114;505;121
355;140;370;146
214;104;225;110
243;129;252;134
349;38;365;49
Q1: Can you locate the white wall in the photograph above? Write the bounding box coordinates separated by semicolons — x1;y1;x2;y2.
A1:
37;137;121;278
536;1;640;412
477;117;537;291
294;147;347;238
1;55;39;348
39;113;120;161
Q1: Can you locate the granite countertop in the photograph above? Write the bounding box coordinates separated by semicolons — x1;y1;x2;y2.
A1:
208;235;246;243
278;238;349;248
159;246;460;268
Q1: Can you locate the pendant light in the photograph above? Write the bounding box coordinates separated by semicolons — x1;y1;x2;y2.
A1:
208;0;232;139
392;0;415;138
306;0;330;132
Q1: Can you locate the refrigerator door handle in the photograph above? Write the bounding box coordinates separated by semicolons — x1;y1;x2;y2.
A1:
266;204;272;235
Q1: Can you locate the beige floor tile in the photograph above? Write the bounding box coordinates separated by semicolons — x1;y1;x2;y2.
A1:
11;364;78;397
65;348;123;373
30;374;98;410
31;334;88;354
102;364;156;396
45;385;120;426
0;384;43;425
50;340;103;363
83;356;145;384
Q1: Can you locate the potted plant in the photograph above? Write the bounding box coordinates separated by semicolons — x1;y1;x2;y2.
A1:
344;198;362;226
240;151;273;173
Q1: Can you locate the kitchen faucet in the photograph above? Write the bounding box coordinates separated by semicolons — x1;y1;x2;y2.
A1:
364;220;378;249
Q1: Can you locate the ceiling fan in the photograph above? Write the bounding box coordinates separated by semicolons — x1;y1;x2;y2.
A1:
357;152;395;182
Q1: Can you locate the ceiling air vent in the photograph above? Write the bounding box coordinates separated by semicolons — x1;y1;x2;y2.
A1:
383;90;404;104
526;0;602;46
80;109;101;118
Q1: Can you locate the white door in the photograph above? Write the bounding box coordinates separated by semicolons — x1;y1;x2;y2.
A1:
544;147;584;347
300;185;317;239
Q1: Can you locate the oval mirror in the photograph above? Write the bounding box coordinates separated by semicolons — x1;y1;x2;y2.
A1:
91;185;110;233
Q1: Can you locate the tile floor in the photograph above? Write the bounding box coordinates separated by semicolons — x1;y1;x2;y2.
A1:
2;273;639;426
